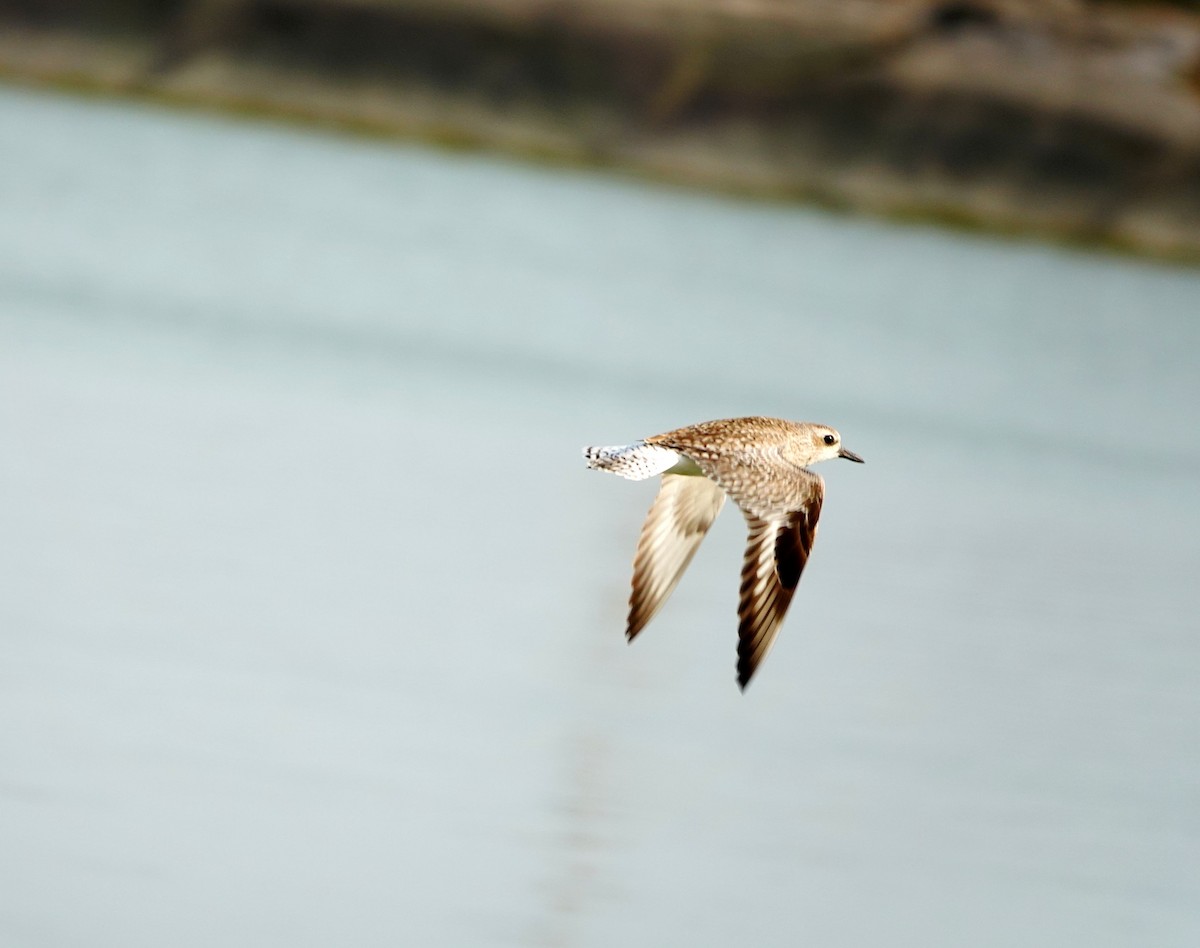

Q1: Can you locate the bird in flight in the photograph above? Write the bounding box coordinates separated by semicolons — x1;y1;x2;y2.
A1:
584;416;863;689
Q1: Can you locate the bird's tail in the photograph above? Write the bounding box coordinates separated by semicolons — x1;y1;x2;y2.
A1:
582;442;681;481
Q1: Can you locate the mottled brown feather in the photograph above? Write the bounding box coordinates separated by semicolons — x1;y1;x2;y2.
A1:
627;473;726;640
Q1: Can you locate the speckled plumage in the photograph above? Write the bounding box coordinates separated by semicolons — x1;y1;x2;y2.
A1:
584;416;864;690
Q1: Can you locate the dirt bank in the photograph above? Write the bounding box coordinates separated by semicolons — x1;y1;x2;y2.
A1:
4;0;1200;259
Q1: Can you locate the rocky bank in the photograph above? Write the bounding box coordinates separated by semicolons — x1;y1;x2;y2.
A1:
3;0;1200;259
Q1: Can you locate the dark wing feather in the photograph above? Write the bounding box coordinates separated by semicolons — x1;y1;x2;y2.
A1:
736;481;824;688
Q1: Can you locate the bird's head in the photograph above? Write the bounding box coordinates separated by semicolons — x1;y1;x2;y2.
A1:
811;425;864;464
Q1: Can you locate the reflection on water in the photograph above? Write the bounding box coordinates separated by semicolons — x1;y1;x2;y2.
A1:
1;85;1199;948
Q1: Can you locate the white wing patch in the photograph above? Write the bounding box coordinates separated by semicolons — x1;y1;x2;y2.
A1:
583;442;684;481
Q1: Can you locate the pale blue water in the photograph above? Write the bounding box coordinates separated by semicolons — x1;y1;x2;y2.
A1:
1;84;1199;947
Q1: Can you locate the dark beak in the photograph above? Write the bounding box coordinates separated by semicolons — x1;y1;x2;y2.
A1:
838;447;865;463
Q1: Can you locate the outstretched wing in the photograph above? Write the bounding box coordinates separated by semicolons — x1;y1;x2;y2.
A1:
736;477;824;689
627;473;727;639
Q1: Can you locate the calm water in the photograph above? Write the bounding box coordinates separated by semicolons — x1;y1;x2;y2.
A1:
2;84;1199;947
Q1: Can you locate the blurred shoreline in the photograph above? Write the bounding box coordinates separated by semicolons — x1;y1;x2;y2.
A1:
5;0;1200;261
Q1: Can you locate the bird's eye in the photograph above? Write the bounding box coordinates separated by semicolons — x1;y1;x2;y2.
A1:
823;434;837;445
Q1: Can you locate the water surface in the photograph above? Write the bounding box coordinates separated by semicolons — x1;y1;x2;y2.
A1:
1;85;1199;948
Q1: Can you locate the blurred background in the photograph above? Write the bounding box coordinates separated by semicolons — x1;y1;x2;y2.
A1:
2;2;1199;946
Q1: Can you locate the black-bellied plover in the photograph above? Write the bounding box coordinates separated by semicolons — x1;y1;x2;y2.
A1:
584;416;864;689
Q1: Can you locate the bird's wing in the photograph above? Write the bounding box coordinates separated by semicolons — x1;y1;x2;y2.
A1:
736;475;824;689
627;473;727;639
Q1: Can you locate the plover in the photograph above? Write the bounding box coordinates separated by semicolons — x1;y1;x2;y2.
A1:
584;416;863;689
